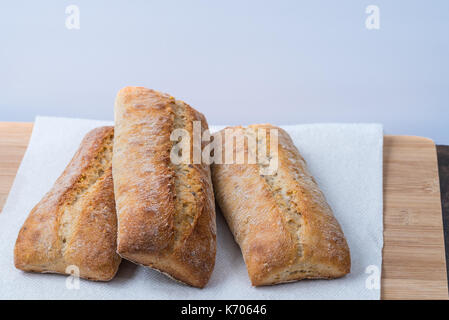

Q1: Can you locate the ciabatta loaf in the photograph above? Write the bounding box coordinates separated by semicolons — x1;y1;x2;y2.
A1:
112;86;216;288
211;124;350;286
14;126;121;281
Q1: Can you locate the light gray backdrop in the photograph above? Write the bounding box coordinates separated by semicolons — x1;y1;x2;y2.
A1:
1;1;448;143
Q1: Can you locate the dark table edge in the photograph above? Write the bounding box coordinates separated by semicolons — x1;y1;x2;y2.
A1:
436;145;449;295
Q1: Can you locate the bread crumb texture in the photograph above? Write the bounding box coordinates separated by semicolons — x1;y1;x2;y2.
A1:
14;126;121;281
212;124;350;286
113;87;216;288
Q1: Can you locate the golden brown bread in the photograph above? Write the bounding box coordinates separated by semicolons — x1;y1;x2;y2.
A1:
211;124;350;286
112;86;216;288
14;126;121;281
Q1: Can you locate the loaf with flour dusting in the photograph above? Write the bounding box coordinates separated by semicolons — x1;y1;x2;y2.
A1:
14;126;121;281
112;86;216;288
211;124;350;286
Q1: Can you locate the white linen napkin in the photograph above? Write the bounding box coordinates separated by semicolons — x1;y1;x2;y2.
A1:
0;116;383;299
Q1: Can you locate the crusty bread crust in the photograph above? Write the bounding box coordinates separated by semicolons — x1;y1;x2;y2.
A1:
211;124;350;286
112;87;216;288
14;126;121;281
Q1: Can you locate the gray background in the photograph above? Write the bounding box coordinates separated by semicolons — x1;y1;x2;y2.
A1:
1;1;448;143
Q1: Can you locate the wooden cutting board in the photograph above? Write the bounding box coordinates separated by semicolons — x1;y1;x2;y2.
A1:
0;122;447;299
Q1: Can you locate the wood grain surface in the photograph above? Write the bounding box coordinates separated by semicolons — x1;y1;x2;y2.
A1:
0;122;447;299
382;136;447;299
0;123;33;212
